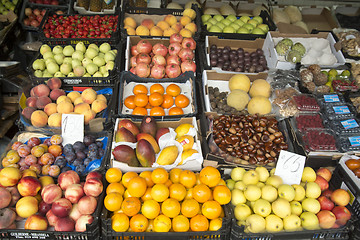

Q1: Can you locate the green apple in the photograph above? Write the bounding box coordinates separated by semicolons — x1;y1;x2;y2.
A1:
40;44;51;55
54;53;65;65
257;23;269;33
226;14;237;22
54;72;65;77
68;72;75;77
261;185;278;202
252;28;265;35
223;26;235;33
209;25;222;32
216;22;225;30
237;27;250;34
253;199;271;217
76;42;87;53
248;19;259;27
32;59;46;71
253;16;263;24
243;23;254;31
234;19;245;27
60;63;72;75
301;167;316;182
290;201;303;216
240;15;251;23
234;181;246;191
272;198;291;218
230;23;240;31
231;167;246;181
63;57;72;65
265;214;283;232
213;14;224;22
300;212;319;230
245;214;266;233
221;19;232;26
278;184;295;202
34;70;43;77
231;189;246;205
208;18;218;25
47;62;59;75
202;14;212;23
205;22;213;30
243;170;259;185
266;175;283;188
72;59;82;69
52;45;63;55
63;45;75;57
43;51;54;60
244;185;261;202
283;214;302;231
255;167;269;182
88;43;99;52
226;179;235;190
234;203;252;221
305;182;321;198
292;184;306;201
302;198;320;214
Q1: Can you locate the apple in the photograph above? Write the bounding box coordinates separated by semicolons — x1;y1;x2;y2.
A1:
55;217;75;232
209;25;222;33
283;214;302;231
75;214;94;232
201;14;211;24
316;168;332;182
51;198;72;218
257;24;269;33
231;189;246;205
300;212;319;230
278;184;295;202
314;175;329;191
272;198;291;218
25;214;48;230
213;15;224;22
226;179;235;190
237;27;250;34
302;198;321;214
245;214;266;233
318;196;335;211
306;182;321;199
302;167;317;182
261;185;278;202
265;175;283;188
244;185;261;202
41;184;62;204
83;178;103;197
221;19;231;26
265;214;283;232
234;203;251;221
58;170;80;191
317;210;336;229
239;16;250;23
290;201;303;216
64;184;84;204
322;189;333;198
252;28;265;35
226;14;237;23
231;167;246;181
330;189;350;206
234;181;246;191
78;196;97;215
332;206;351;226
253;199;271;217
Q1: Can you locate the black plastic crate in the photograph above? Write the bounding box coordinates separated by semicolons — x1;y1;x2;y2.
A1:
70;0;120;14
39;11;120;45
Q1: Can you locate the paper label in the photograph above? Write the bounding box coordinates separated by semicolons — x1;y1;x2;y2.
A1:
324;94;340;103
348;136;360;147
274;150;306;185
341;119;359;129
61;114;84;146
333;106;350;114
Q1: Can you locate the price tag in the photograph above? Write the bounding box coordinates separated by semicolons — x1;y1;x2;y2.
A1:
61;114;84;146
275;150;306;185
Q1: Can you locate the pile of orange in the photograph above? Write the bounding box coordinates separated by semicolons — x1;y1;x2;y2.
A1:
124;83;190;116
104;166;231;233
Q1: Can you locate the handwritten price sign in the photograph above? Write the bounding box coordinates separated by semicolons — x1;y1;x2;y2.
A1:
61;114;84;146
275;150;306;185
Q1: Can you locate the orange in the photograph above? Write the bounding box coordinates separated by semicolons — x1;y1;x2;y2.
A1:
161;198;181;218
130;214;148;232
124;95;136;109
201;200;222;220
212;185;231;205
219;207;225;218
164;179;173;187
127;176;147;197
123;189;133;198
149;92;164;107
217;179;226;186
179;170;197;189
199;166;221;187
111;213;129;232
161;94;174;109
133;84;148;95
153;214;171;232
150;106;165;116
172;215;190;232
106;182;125;195
174;94;189;108
141;188;153;201
190;215;209;231
169;183;187;202
169;107;184;115
134;93;148;107
185;188;194;200
169;168;183;183
121;197;141;217
181;199;200;218
106;168;122;183
209;218;222;231
139;171;154;187
104;192;123;212
151;184;169;202
145;102;153;109
121;172;138;188
146;219;154;232
166;84;181;97
195;173;201;185
151;168;169;184
141;199;160;219
192;184;212;203
132;106;148;115
150;83;165;94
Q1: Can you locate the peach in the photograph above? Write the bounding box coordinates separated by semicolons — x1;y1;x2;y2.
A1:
48;113;62;127
39;153;55;165
65;184;84;204
74;97;84;105
163;27;177;37
31;110;48;128
48;165;61;177
91;99;107;113
39;176;54;188
6;186;20;207
67;91;81;103
31;145;45;157
25;214;48;230
0;167;21;187
81;88;97;104
156;20;170;31
57;101;74;114
83;178;103;197
83;109;96;124
55;217;75;232
11;141;23;151
22;107;36;120
21;169;37;178
180;16;191;26
185;22;197;34
171;22;183;33
50;89;66;101
46;210;59;227
52;198;72;218
56;95;72;104
135;25;150;36
0;187;11;208
36;96;52;109
33;84;50;97
47;77;62;90
17;144;31;158
58;170;80;191
0;208;16;229
96;94;107;103
41;183;62;204
86;171;102;181
6;150;20;164
150;26;163;36
44;103;58;116
39;201;52;216
78;196;97;215
41;165;51;175
15;196;38;218
48;145;62;157
125;26;136;35
164;14;177;26
29;164;41;175
179;28;192;38
26;96;38;108
17;176;42;197
74;102;91;114
141;19;155;29
69;203;82;222
75;215;94;232
28;137;41;148
124;17;137;29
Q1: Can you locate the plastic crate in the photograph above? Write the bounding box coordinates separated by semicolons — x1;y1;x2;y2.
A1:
71;0;120;14
39;11;120;45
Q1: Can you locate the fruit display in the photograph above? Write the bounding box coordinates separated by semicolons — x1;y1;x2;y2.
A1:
0;168;103;232
335;30;360;58
111;116;202;170
351;62;360;87
22;7;47;28
209;114;289;166
294;113;325;132
42;14;118;39
123;9;197;37
227;166;352;233
291;94;320;112
0;0;18;15
272;6;309;33
21;78;110;128
272;87;299;118
301;129;337;152
127;34;196;79
103;166;230;233
345;158;360;178
32;42;116;78
2;133;108;176
28;0;60;5
74;0;116;13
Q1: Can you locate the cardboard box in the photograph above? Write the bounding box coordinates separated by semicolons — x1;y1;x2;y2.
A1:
73;0;117;14
110;117;203;172
302;8;339;32
263;31;346;70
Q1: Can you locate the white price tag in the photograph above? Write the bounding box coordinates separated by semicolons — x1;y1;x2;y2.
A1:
61;114;84;146
275;150;306;185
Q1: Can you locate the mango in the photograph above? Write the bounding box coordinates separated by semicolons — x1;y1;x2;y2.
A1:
176;135;194;151
136;133;160;154
118;119;139;137
112;145;139;167
155;128;170;144
140;116;157;138
115;127;136;143
175;124;193;139
180;149;198;165
156;145;179;165
136;139;155;167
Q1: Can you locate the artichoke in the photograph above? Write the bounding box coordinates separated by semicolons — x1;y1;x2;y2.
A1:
275;42;291;56
279;38;293;47
291;43;306;57
286;50;302;63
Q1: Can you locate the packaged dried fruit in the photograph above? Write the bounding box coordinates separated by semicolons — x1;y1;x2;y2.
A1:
323;103;356;121
293;113;325;132
327;118;360;135
301;128;338;152
338;133;360;152
292;94;320;112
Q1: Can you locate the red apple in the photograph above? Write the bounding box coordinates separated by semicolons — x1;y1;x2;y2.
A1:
86;171;102;182
69;204;82;222
78;196;97;215
136;40;152;54
152;43;168;57
58;170;80;191
170;33;183;44
318;196;335;211
317;210;336;229
317;168;332;182
64;184;84;204
25;214;48;230
182;37;196;50
314;175;329;191
54;217;75;232
17;176;41;197
83;178;103;197
38;201;52;216
41;184;62;204
322;189;333;198
75;214;94;232
332;206;351;226
46;210;59;227
51;198;72;218
331;189;350;206
168;43;181;56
